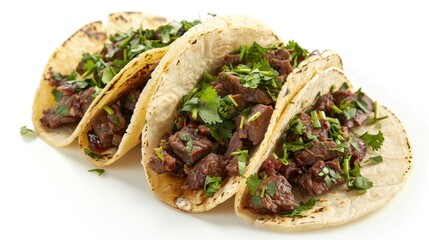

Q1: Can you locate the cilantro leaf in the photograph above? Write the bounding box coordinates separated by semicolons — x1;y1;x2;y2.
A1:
285;40;309;68
246;173;261;196
51;89;63;102
359;130;385;150
198;101;222;125
88;168;105;176
365;155;383;164
54;104;69;118
282;197;318;217
84;148;103;160
265;182;277;197
231;150;249;176
204;176;222;197
20;126;36;137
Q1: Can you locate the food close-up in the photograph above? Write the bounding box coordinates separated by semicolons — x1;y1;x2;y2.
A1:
8;3;424;239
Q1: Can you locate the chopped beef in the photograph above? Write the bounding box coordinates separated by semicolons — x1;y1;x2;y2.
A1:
299;113;330;142
313;93;335;116
231;94;247;110
332;90;374;128
279;158;303;183
264;49;293;82
294;140;344;166
259;156;283;177
183;153;225;190
211;79;229;97
296;159;344;196
197;124;212;136
225;156;239;176
249;175;295;214
122;89;141;111
346;127;367;163
40;87;95;128
223;132;244;159
222;53;242;66
148;150;184;175
168;122;213;166
222;73;274;105
235;104;273;145
175;114;187;131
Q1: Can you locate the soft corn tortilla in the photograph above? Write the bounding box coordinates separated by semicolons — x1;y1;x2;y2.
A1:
234;67;413;231
32;12;168;147
141;15;343;212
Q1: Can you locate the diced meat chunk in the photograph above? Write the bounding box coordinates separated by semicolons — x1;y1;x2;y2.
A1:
294;140;344;166
236;104;273;145
184;153;225;190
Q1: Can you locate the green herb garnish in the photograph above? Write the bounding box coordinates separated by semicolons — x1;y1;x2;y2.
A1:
359;130;384;151
20;126;36;137
88;168;105;176
204;176;222;197
231;149;249;176
84;148;103;160
282;197;318;217
365;155;383;164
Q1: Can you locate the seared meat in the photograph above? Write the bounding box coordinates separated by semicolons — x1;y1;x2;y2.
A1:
249;175;295;214
184;153;225;190
222;73;274;105
168;122;213;166
225;156;239;177
294;140;344;166
296;159;344;196
264;49;293;82
223;132;244;159
236;104;274;145
259;156;283;177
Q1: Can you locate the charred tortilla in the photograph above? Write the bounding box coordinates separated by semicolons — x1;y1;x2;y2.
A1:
234;67;412;231
141;15;343;212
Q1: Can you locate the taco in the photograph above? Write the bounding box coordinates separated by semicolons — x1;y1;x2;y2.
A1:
32;12;199;151
141;15;343;212
234;67;412;231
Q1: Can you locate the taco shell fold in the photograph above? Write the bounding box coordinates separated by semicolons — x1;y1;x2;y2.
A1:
234;67;413;231
141;15;343;212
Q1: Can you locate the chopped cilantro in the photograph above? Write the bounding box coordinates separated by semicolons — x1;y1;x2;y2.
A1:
84;148;103;160
155;146;164;161
285;40;309;68
343;155;373;193
365;155;383;164
282;197;318;217
88;168;105;176
231;149;249;176
51;89;63;102
54;104;69;118
204;176;222;196
20;126;36;137
359;130;384;151
265;182;277;197
179;133;193;153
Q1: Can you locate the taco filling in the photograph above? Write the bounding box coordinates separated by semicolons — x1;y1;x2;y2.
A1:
40;19;200;131
148;41;310;196
244;84;387;215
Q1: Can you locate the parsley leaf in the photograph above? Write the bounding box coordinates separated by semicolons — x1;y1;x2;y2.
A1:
365;155;383;164
265;182;277;197
359;130;385;151
285;40;309;68
231;149;249;176
20;126;36;137
88;168;105;176
179;133;193;153
84;148;103;160
204;176;222;197
246;173;261;196
282;197;318;217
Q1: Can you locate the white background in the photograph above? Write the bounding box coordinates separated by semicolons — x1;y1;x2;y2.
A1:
1;0;427;239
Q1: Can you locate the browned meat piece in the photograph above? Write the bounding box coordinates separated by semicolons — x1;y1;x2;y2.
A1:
279;158;303;183
222;53;242;66
168;122;213;166
148;150;184;176
313;93;335;116
235;104;273;145
265;49;293;82
225;156;238;177
122;89;141;111
223;132;244;160
258;156;283;177
184;153;226;190
222;73;274;105
296;159;344;196
294;140;344;166
249;175;295;214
